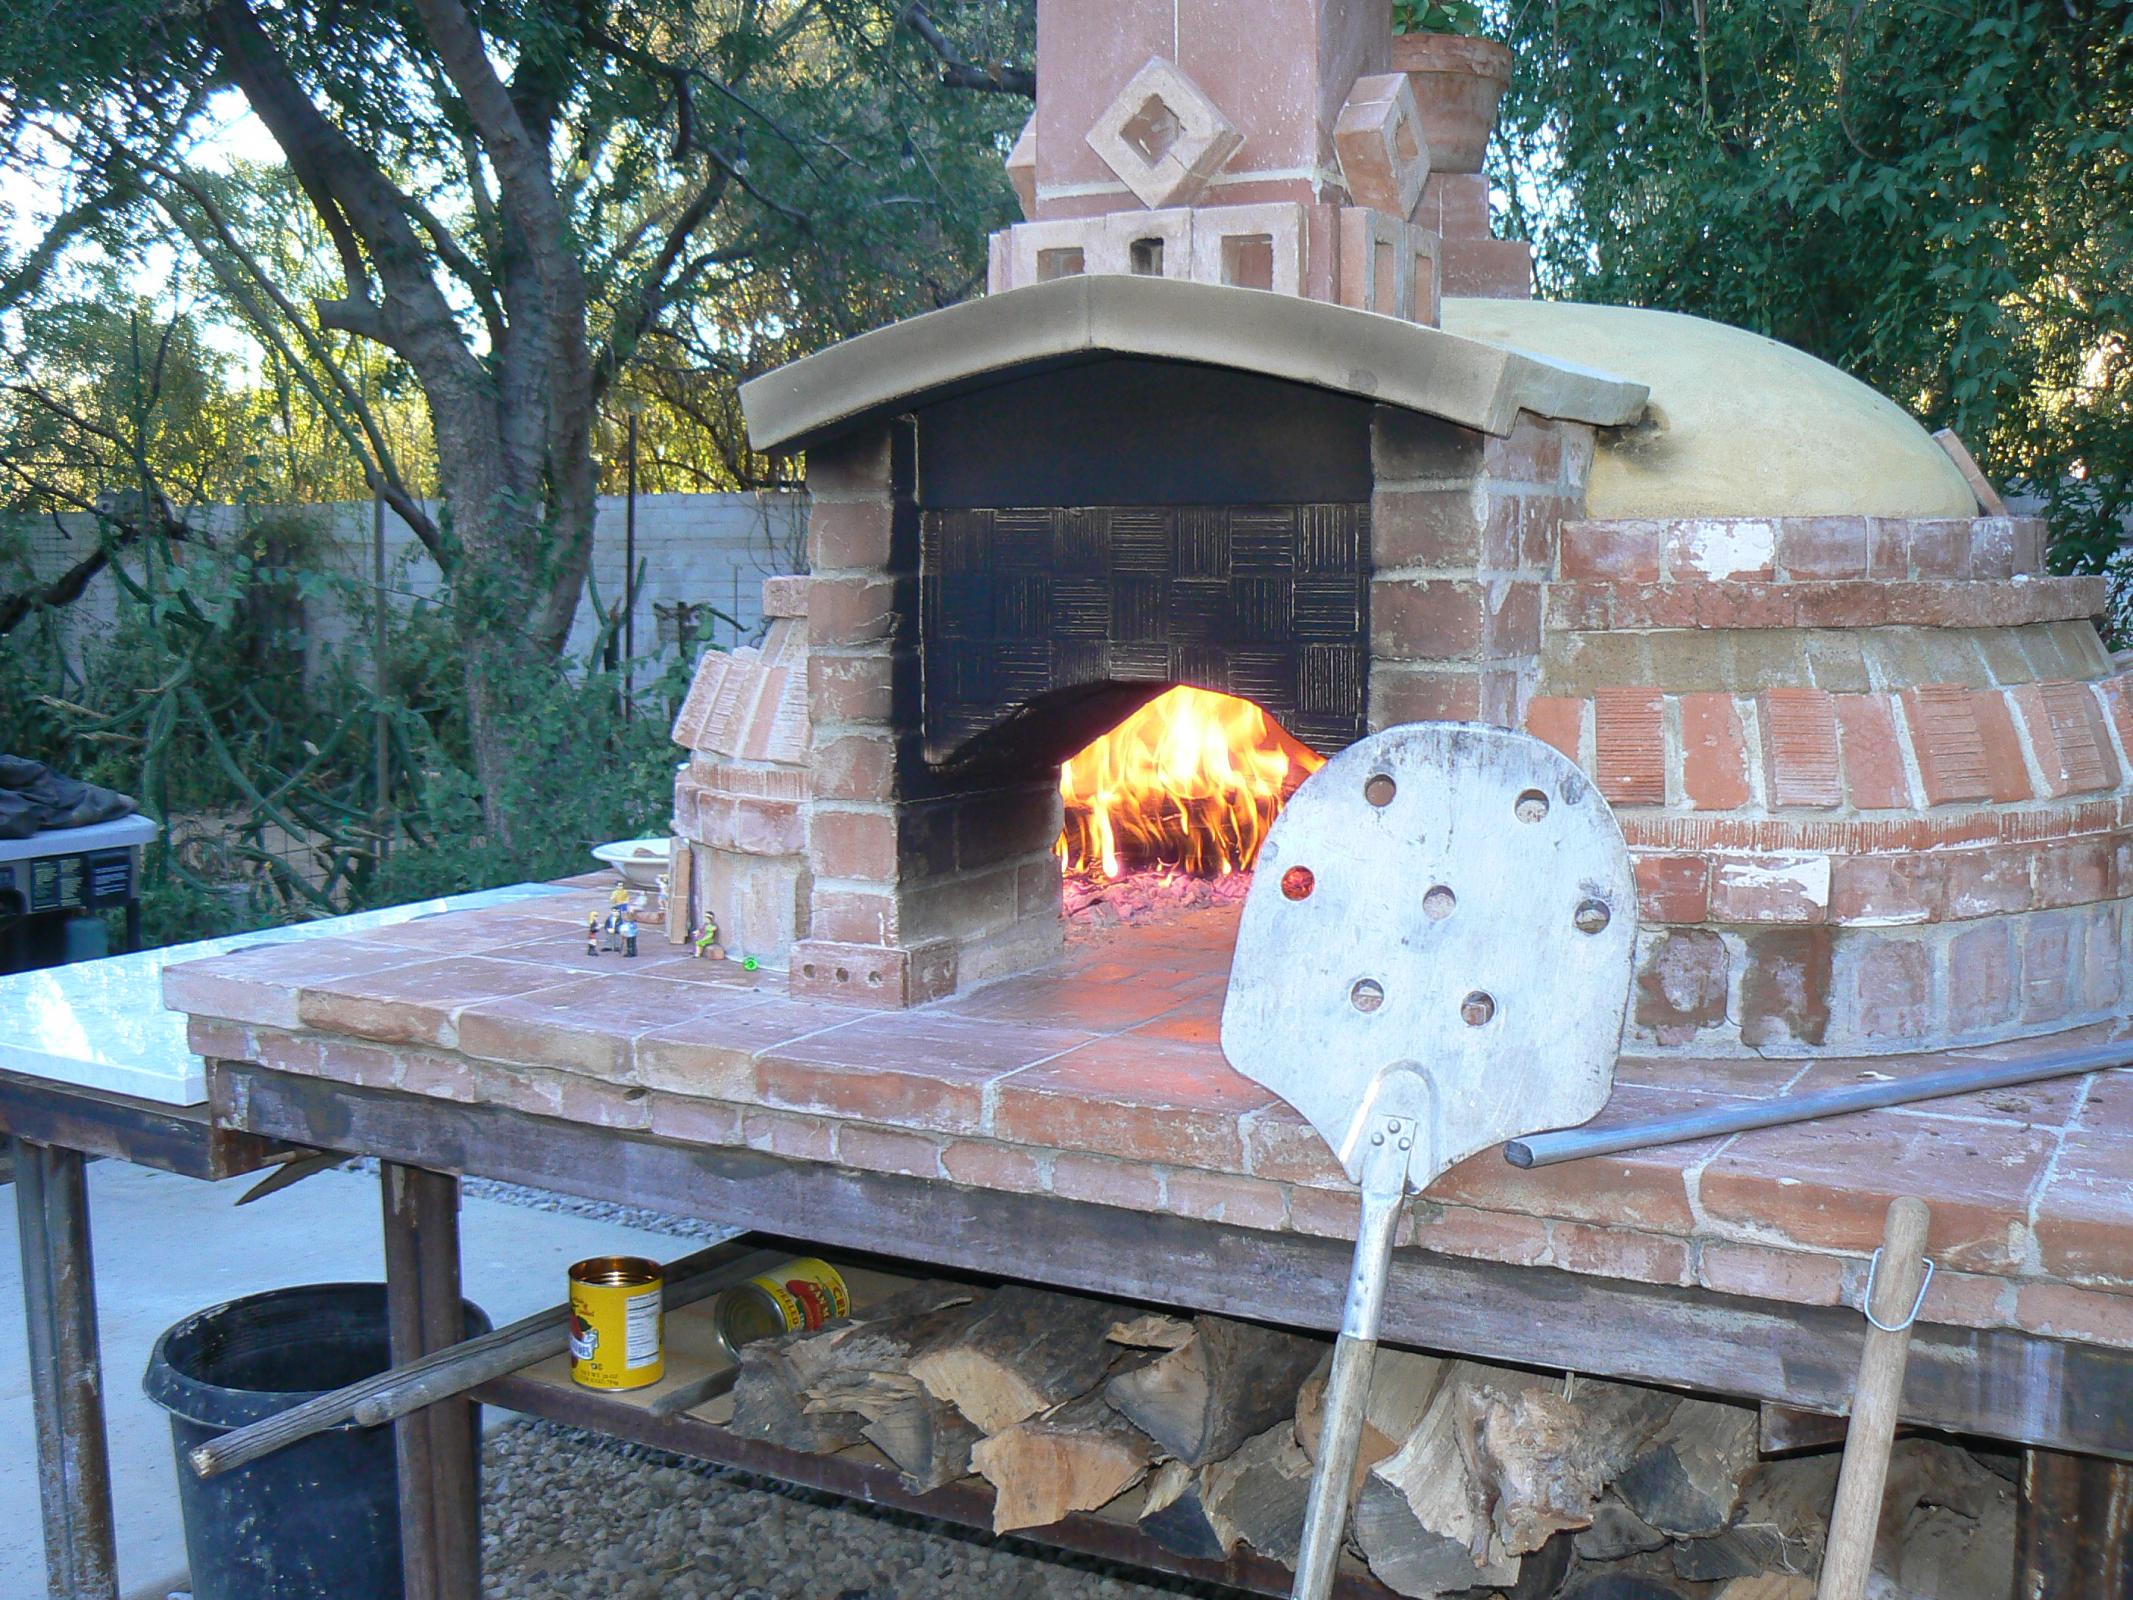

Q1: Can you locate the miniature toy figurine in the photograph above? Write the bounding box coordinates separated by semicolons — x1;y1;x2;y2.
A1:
586;910;601;956
693;911;721;959
621;914;639;957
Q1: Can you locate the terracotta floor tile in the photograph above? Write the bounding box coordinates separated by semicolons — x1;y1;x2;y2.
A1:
943;970;1214;1032
163;937;432;1028
347;911;570;953
294;956;577;1048
2032;1128;2133;1287
634;997;862;1100
1242;1105;1350;1188
1781;1045;2095;1129
1614;1054;1808;1100
456;973;733;1078
1696;1113;2056;1270
757;1013;1093;1135
2069;1061;2133;1138
991;1034;1274;1170
486;933;761;989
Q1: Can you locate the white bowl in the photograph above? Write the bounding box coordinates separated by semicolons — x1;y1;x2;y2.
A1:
592;837;671;890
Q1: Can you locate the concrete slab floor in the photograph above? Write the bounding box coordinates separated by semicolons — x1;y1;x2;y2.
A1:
0;1160;692;1600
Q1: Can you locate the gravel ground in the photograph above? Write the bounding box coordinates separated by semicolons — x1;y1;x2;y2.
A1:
481;1419;1223;1600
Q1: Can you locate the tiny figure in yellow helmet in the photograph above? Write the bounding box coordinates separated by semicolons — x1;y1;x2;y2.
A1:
693;910;721;960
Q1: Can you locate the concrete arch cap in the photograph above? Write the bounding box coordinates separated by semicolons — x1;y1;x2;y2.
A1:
1441;297;1977;520
738;275;1649;453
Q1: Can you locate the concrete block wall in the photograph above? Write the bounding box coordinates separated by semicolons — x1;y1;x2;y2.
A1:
17;491;807;680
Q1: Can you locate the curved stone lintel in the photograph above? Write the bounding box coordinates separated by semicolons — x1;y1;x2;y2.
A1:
739;275;1650;453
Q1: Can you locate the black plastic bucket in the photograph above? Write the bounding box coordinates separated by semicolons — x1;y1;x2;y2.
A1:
143;1283;490;1600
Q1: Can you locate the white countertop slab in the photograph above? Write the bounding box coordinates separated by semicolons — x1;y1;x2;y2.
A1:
0;882;568;1106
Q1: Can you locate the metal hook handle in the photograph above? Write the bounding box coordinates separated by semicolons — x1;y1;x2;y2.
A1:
1861;1247;1935;1332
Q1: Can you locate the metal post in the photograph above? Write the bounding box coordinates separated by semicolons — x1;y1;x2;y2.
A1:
381;1161;479;1600
373;494;391;870
622;407;638;718
12;1138;119;1600
2017;1449;2133;1598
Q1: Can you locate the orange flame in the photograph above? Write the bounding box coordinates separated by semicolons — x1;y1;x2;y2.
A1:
1058;686;1324;880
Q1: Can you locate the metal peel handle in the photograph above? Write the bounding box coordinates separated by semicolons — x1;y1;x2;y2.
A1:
1291;1154;1408;1599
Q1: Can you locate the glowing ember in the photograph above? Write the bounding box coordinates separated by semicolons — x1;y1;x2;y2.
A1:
1058;686;1324;881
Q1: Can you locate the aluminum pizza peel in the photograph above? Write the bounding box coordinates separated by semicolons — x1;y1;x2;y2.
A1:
1219;723;1639;1599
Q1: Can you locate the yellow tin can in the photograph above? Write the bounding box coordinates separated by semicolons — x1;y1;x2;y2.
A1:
567;1255;665;1390
713;1256;851;1356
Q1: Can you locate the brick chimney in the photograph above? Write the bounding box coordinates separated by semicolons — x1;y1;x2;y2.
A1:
987;0;1529;315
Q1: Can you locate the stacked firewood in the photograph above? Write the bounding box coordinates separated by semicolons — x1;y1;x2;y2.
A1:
727;1281;2013;1599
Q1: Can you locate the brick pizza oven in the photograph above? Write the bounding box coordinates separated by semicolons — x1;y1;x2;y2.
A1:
666;0;2130;1064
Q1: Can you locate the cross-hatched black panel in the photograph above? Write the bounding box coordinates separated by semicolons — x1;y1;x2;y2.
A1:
922;504;1369;760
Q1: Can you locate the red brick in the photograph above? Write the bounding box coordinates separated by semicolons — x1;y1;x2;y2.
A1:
1945;923;2016;1034
1371;665;1482;725
1372;578;1486;659
808;576;906;646
1709;854;1831;923
2081;903;2124;1011
1738;927;1834;1048
808;500;895;571
2095;674;2133;757
1865;518;1911;578
804;427;895;497
1663;519;1777;581
1558;521;1660;582
1423;172;1491;239
1634;854;1711;923
1484;582;1541;657
1633;928;1729;1045
2014;682;2121;797
1165;1168;1290;1232
1049;1152;1162;1211
810;733;895;802
1944;848;2036;918
1972;690;2039;803
1906;518;1972;577
835;1123;945;1179
1758;688;1841;808
1680;693;1751;810
808;807;898;882
1285;1184;1364;1239
1901;687;1993;805
1524;695;1587;764
1593;688;1665;805
1834;694;1913;810
809;651;898;726
1851;938;1934;1040
992;1037;1272;1169
742;1109;836;1161
2035;838;2114;908
695;794;805;856
647;1093;744;1146
941;1139;1045;1194
809;888;902;945
1548;1221;1693;1285
2015;1283;2133;1349
1372;486;1482;569
1440;235;1532;300
1696;1242;1849;1307
2019;911;2078;1024
789;938;956;1008
1405;1204;1552;1265
1830;855;1944;924
1774;517;1869;579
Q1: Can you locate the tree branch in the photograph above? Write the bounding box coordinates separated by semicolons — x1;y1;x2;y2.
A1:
899;1;1035;97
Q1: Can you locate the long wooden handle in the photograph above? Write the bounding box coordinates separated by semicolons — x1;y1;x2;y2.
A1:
1816;1196;1931;1600
1291;1182;1404;1600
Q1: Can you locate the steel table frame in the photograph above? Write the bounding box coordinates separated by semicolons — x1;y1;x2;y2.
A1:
206;1058;2133;1599
0;1068;286;1600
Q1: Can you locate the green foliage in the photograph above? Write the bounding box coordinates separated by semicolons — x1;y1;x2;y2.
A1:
1393;1;1489;37
1496;0;2133;568
1;516;694;948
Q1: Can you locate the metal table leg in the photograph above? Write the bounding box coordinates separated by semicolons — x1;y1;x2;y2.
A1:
12;1137;119;1600
381;1161;480;1600
2017;1448;2133;1598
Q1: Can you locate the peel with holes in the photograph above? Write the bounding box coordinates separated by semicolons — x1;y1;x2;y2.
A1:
1219;723;1638;1599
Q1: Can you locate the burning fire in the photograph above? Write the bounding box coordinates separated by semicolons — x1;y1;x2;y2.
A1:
1058;687;1324;881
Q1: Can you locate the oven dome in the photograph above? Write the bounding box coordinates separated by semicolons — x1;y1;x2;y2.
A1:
1441;298;1977;523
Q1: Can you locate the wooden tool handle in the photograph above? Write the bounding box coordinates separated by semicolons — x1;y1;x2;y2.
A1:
1816;1196;1931;1600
